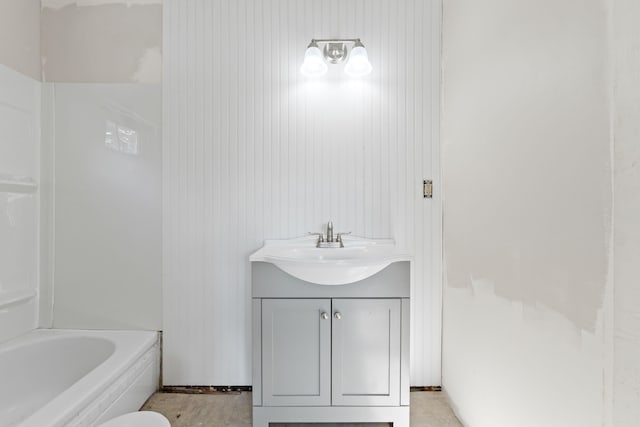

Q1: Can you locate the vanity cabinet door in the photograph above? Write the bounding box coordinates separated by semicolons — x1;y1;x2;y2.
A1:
331;298;401;406
261;299;331;406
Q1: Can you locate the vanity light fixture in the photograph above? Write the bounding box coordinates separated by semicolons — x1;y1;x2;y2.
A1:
300;40;328;77
344;40;373;77
300;38;372;77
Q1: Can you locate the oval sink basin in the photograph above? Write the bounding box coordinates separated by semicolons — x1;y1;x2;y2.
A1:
249;236;411;285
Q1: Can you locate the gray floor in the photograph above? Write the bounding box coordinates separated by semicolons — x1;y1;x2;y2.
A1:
142;392;463;427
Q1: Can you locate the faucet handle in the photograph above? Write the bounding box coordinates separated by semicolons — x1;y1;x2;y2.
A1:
336;232;351;246
308;232;325;242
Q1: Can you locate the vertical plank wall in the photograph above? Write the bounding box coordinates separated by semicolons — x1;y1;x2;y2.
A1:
163;0;441;386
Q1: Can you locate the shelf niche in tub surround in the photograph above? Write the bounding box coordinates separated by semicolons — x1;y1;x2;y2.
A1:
0;173;39;307
0;290;37;310
0;174;39;342
0;174;38;194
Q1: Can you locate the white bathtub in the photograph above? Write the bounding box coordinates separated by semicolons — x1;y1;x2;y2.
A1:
0;329;160;427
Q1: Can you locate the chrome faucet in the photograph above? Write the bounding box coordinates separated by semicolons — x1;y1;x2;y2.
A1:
309;221;351;248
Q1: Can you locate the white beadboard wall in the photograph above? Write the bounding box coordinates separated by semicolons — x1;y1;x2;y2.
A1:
163;0;441;386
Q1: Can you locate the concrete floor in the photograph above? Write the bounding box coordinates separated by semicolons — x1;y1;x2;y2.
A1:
142;391;463;427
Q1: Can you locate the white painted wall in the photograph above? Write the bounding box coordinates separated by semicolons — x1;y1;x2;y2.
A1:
441;1;612;426
163;0;441;386
45;84;163;331
612;0;640;425
0;64;41;343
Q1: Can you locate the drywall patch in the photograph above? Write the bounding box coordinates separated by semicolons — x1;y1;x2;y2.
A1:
132;46;161;83
442;285;605;427
41;2;162;82
0;0;41;80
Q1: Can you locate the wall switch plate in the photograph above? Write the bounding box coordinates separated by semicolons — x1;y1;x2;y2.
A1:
423;180;433;198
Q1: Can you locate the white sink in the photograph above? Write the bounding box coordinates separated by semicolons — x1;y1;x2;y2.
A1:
250;236;411;285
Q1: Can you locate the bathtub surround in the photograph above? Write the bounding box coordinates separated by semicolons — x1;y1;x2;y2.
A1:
163;0;442;386
44;84;162;331
442;0;612;426
0;65;41;344
612;0;640;425
0;0;41;81
41;0;162;83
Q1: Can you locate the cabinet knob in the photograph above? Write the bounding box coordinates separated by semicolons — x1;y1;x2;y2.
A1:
334;312;342;320
321;312;329;320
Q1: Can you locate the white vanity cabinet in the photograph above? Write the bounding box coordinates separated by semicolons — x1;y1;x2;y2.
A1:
252;261;411;427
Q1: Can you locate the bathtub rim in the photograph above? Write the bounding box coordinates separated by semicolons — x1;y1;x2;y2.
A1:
1;328;159;427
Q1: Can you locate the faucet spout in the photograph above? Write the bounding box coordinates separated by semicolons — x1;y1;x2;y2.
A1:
326;221;334;243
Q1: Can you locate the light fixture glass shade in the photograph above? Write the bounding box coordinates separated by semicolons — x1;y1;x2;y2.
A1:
300;45;328;77
344;45;372;77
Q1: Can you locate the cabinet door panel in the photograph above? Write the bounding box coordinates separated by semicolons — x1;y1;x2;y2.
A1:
332;299;401;406
262;299;331;406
